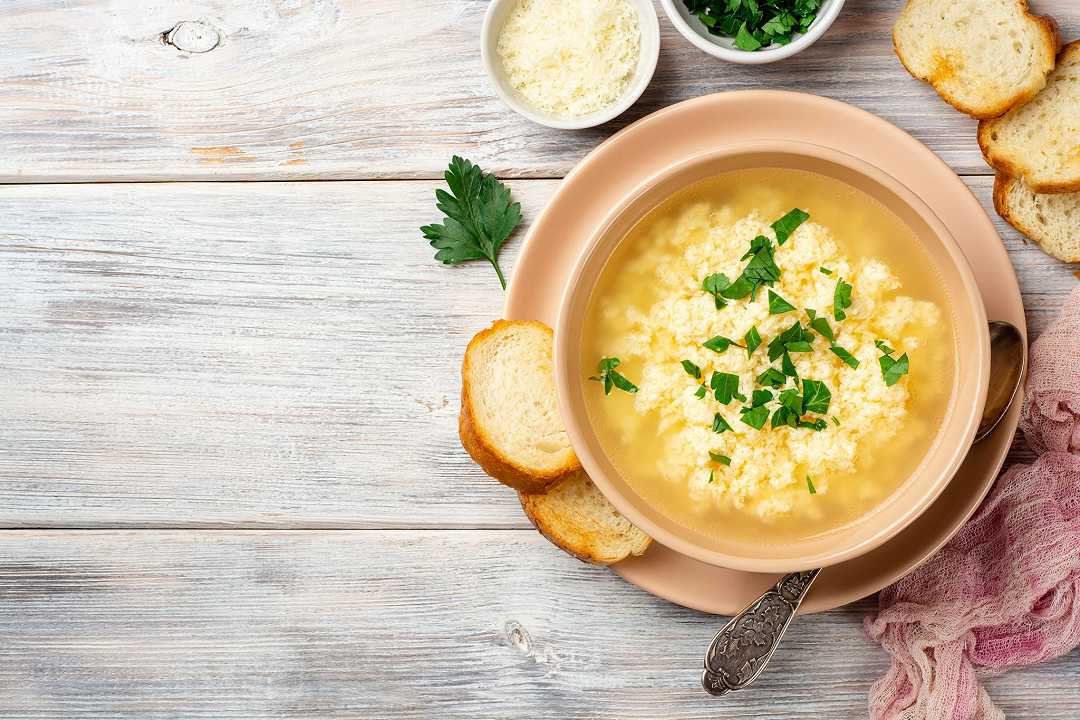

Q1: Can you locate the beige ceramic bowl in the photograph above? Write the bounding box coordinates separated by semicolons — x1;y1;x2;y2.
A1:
554;141;989;574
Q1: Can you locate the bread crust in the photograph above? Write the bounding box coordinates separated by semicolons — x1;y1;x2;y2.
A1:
893;1;1059;120
518;479;652;565
993;173;1080;262
458;319;579;494
979;39;1080;194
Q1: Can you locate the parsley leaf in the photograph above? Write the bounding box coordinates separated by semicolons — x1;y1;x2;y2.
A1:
751;389;773;406
768;321;814;361
833;278;853;321
781;351;799;377
712;412;733;434
757;367;787;389
710;452;732;466
768;290;797;314
740;405;770;429
806;475;817;494
819;266;833;275
694;384;708;399
711;371;743;405
702;273;732;309
800;379;832;414
734;22;763;50
809;316;834;341
879;352;910;386
745;326;762;357
875;339;895;355
704;335;744;353
682;359;702;379
588;357;638;396
771;208;809;245
421;156;521;289
830;345;860;369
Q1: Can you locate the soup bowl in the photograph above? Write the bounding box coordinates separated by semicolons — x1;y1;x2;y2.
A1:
554;141;989;573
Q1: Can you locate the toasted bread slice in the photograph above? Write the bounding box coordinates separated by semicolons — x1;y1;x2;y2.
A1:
459;320;579;493
893;0;1058;119
979;41;1080;193
994;174;1080;262
520;471;652;565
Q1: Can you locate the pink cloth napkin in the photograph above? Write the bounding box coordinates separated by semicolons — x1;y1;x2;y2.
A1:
865;286;1080;720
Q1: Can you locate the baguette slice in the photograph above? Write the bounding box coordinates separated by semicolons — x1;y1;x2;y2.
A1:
979;41;1080;193
893;0;1058;119
994;173;1080;262
520;471;652;565
459;320;579;493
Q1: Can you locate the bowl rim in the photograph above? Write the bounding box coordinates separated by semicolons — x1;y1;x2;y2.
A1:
657;0;846;65
554;139;990;573
480;0;661;130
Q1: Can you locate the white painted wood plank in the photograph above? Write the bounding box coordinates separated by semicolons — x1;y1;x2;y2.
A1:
1;0;1077;182
0;179;1074;527
0;529;1076;719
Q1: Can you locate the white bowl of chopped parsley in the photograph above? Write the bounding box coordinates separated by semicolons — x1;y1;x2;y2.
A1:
660;0;845;64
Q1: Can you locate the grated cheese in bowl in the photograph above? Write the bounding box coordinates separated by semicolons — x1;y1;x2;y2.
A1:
495;0;643;120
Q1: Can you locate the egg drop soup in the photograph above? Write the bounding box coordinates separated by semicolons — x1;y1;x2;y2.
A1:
582;168;956;546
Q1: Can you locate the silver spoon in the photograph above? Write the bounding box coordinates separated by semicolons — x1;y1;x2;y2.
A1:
702;321;1025;697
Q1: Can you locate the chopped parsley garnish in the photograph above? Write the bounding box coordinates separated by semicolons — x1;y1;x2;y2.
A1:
711;371;744;405
757;367;787;389
819;266;833;275
709;452;732;466
832;416;841;426
751;389;773;407
809;315;834;341
768;321;816;361
740;405;770;430
683;0;823;51
768;290;797;314
709;470;717;484
830;344;860;369
694;384;708;399
702;273;731;309
800;379;832;414
833;279;853;321
806;475;817;495
734;22;763;51
878;349;911;386
875;339;895;355
771;208;810;245
744;326;762;357
682;359;702;379
589;357;638;396
712;412;733;434
421;156;521;289
721;235;781;301
704;335;744;353
781;351;798;377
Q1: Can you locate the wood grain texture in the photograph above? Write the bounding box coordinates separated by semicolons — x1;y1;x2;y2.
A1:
0;0;1077;182
0;529;1076;719
0;178;1075;528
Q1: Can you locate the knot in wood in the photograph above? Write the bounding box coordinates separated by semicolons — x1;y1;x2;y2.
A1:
162;21;220;53
503;620;532;655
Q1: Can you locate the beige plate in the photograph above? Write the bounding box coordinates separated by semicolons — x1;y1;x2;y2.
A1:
504;91;1026;614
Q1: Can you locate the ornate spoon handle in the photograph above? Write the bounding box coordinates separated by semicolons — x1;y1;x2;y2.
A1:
702;569;820;696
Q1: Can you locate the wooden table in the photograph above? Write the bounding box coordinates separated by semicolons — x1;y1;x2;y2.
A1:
0;1;1077;717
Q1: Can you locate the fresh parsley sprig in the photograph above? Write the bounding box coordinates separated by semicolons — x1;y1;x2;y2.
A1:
421;156;521;289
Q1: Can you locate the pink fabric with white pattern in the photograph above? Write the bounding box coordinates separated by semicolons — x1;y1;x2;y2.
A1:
865;287;1080;720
